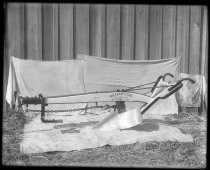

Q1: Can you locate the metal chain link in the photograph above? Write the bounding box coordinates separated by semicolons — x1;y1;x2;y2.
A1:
25;104;115;114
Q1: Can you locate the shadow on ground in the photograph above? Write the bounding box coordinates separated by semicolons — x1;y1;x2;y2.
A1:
122;118;183;132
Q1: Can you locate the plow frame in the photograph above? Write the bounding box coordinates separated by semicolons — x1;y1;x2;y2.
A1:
18;73;195;123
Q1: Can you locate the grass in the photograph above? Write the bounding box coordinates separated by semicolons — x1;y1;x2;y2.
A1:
2;108;206;168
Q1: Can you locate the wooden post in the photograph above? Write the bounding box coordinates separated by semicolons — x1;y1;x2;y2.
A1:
89;4;106;58
59;4;74;60
106;4;120;59
121;5;135;60
189;6;202;74
135;5;149;60
75;4;89;58
176;6;190;73
149;5;162;60
25;3;42;60
42;3;59;60
162;5;176;59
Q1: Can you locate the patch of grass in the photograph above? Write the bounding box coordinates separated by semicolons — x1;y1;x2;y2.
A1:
2;109;30;165
2;110;206;168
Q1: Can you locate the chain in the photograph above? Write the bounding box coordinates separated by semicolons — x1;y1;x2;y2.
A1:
25;104;115;114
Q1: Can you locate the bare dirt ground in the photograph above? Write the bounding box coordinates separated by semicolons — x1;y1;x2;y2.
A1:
2;109;206;168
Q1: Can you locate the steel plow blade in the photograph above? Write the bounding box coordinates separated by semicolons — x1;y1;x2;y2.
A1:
93;108;143;131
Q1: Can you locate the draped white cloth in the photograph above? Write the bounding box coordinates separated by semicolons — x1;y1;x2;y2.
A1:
6;56;85;107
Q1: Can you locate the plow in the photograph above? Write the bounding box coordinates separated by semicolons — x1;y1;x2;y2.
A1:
18;73;195;125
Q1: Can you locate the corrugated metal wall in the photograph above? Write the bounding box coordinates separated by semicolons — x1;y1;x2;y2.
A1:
4;3;208;113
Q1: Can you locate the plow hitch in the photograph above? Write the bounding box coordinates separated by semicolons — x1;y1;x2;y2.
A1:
18;94;63;123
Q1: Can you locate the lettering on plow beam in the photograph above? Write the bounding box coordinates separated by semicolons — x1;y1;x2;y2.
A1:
109;92;133;101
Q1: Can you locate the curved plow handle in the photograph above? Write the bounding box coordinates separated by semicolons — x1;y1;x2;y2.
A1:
168;78;195;91
177;78;195;84
162;73;174;81
151;73;174;93
141;77;195;115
